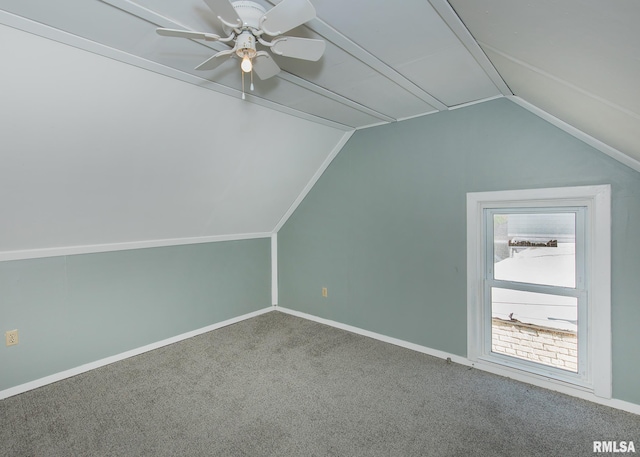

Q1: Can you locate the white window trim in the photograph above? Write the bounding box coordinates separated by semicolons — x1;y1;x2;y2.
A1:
467;185;611;399
483;206;588;387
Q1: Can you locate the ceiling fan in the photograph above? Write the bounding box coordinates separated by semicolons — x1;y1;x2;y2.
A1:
156;0;325;97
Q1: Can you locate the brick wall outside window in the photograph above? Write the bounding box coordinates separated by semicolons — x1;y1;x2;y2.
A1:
492;318;577;372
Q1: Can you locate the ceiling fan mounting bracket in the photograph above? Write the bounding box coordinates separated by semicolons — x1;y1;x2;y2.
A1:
222;1;267;34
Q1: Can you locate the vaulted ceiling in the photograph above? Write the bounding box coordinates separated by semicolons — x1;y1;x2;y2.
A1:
1;0;638;257
449;0;640;171
0;0;511;128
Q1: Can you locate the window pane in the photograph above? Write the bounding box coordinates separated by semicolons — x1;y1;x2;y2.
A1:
491;287;577;372
493;213;575;288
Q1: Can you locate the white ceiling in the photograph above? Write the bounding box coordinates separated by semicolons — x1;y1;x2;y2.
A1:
448;0;640;166
0;0;638;256
0;0;510;129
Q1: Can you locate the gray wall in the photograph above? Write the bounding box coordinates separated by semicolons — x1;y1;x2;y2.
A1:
0;239;270;391
278;98;640;405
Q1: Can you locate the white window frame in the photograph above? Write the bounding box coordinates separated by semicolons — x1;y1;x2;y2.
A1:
467;185;611;399
484;206;587;385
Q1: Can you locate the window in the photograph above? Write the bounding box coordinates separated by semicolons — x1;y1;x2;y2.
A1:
487;209;585;379
467;186;611;398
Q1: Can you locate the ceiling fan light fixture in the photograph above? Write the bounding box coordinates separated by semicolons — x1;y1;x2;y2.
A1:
235;31;257;73
235;32;256;56
241;55;253;73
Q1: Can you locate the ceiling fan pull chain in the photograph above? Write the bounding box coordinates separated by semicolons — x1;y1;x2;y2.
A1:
242;69;246;100
250;69;254;91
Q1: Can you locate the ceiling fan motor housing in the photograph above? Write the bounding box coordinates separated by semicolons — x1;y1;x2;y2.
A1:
236;31;257;58
232;1;267;30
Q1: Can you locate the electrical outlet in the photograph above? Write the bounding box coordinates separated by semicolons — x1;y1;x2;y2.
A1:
6;329;18;347
322;287;328;298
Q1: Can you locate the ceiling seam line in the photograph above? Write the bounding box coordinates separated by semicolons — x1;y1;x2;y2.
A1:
481;42;640;121
427;0;512;96
259;0;446;110
508;96;640;174
276;73;396;123
301;18;449;111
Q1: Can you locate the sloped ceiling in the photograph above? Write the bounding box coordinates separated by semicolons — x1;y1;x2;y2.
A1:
0;0;510;128
449;0;640;166
0;23;347;256
1;0;638;257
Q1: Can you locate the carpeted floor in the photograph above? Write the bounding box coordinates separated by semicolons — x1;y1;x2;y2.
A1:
1;310;638;456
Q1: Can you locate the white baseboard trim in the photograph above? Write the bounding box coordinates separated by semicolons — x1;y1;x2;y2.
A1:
275;307;470;366
275;306;640;416
469;359;640;415
4;305;638;416
0;307;273;400
271;234;278;306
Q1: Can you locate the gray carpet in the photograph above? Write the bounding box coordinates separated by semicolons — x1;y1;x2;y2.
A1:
1;310;638;456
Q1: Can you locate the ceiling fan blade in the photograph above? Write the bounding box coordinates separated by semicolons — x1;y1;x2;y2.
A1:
253;52;281;80
260;0;316;36
270;37;325;61
202;0;242;28
195;49;235;71
156;28;220;41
